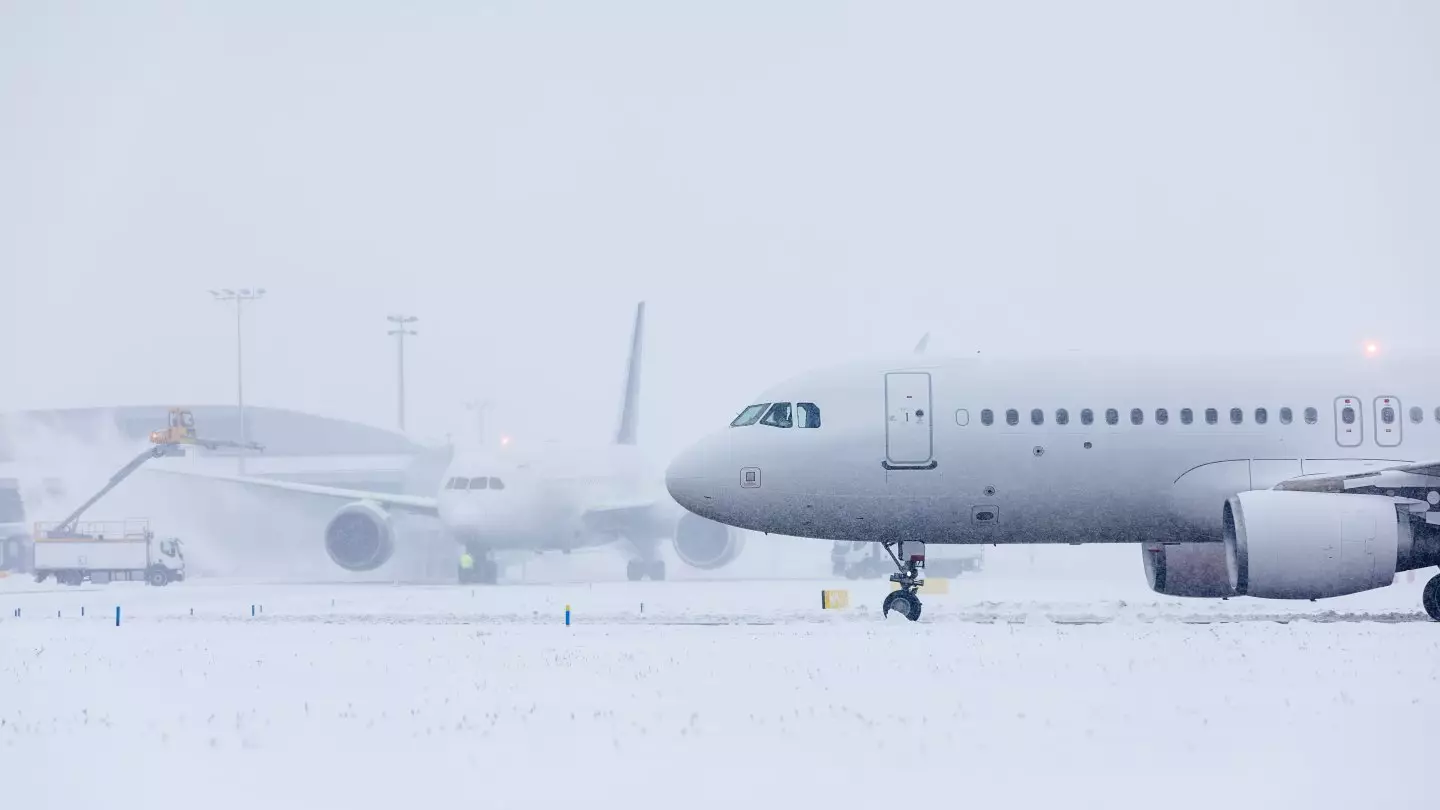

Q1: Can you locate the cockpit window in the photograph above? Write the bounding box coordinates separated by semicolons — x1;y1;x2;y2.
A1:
468;477;489;490
797;402;821;428
760;402;793;428
489;477;505;490
446;477;465;489
730;404;769;427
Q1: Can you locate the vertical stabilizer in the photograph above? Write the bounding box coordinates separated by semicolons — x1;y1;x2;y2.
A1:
614;302;645;445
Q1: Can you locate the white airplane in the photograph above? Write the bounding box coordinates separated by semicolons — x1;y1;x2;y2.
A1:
665;348;1440;621
164;302;745;583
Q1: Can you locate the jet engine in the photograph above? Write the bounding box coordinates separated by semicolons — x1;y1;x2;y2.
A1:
671;512;744;570
324;501;395;572
1141;541;1234;597
1222;490;1405;599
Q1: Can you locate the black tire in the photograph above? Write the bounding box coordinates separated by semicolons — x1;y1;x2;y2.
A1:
1423;574;1440;622
147;568;170;587
648;560;666;581
626;560;643;581
479;560;499;585
882;589;923;622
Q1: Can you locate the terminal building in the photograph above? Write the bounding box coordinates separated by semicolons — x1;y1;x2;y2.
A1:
0;405;454;577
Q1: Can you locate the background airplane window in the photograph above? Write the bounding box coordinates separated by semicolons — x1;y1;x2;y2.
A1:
1155;408;1169;425
1205;408;1218;425
1006;409;1019;426
730;404;768;427
1255;408;1268;425
1030;408;1044;426
1080;409;1094;425
981;409;994;426
1409;406;1423;424
1305;407;1319;424
1180;408;1193;425
1280;407;1293;425
955;409;970;426
469;477;489;490
760;402;793;428
1381;406;1396;425
1435;406;1440;423
1342;407;1356;425
489;477;505;490
1105;408;1119;426
1230;408;1243;425
1130;408;1143;425
1056;408;1070;425
446;477;465;489
797;402;822;428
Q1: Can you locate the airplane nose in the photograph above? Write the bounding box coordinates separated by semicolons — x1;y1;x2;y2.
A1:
666;436;720;515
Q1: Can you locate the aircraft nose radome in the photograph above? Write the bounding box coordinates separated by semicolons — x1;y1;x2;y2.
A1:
665;443;712;515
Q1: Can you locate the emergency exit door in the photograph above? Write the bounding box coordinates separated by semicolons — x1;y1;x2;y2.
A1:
885;372;934;467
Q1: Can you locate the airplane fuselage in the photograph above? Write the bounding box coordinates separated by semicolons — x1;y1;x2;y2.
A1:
667;353;1440;547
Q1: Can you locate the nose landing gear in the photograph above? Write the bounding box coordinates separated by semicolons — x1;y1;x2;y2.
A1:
880;539;926;622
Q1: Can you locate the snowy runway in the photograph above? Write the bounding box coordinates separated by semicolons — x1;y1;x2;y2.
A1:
3;576;1438;810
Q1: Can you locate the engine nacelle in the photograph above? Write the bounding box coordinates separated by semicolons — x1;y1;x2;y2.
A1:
324;501;396;572
671;512;744;570
1223;490;1404;599
1141;542;1234;597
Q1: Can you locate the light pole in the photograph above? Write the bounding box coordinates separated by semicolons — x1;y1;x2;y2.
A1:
210;288;265;473
387;315;418;432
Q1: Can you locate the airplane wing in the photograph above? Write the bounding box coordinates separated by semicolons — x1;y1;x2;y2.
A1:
145;468;440;517
1272;459;1440;493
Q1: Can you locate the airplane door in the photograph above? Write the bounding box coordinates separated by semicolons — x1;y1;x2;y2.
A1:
885;372;934;467
1374;396;1402;447
1335;397;1363;448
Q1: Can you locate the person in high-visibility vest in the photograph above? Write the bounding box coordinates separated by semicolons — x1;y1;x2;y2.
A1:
459;551;475;571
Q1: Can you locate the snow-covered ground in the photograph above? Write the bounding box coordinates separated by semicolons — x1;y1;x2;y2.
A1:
3;573;1438;810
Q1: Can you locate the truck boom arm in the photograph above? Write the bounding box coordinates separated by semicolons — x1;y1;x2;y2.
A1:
47;445;170;536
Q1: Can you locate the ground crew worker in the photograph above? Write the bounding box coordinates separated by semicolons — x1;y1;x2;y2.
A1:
459;550;474;571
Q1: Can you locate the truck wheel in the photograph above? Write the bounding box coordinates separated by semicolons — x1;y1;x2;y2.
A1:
147;568;170;587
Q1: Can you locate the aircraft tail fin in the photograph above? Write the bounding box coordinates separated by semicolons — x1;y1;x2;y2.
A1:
614;301;645;445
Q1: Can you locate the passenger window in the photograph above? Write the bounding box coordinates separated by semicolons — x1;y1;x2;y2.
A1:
469;477;489;490
955;409;970;426
1410;406;1423;424
760;402;793;428
1180;408;1193;425
730;404;769;427
1381;406;1396;425
981;409;994;426
1279;407;1293;425
1056;408;1070;426
1155;408;1169;425
1006;409;1019;426
1130;408;1143;426
797;402;822;428
1030;408;1044;426
1080;409;1094;426
1342;406;1356;425
1105;408;1119;426
1230;408;1243;425
1305;407;1319;425
1205;408;1218;425
1255;408;1268;425
489;477;505;490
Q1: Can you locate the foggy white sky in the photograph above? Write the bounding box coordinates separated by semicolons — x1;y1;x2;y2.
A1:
3;0;1437;459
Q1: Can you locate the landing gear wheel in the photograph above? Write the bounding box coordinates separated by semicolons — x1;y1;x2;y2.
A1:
626;560;644;581
1423;574;1440;622
882;589;923;621
879;538;926;622
648;560;666;581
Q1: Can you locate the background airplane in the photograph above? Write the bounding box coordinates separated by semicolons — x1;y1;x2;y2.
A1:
666;349;1440;621
159;302;745;584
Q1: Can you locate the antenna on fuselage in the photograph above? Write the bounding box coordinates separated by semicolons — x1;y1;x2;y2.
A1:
914;333;930;354
614;301;645;446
